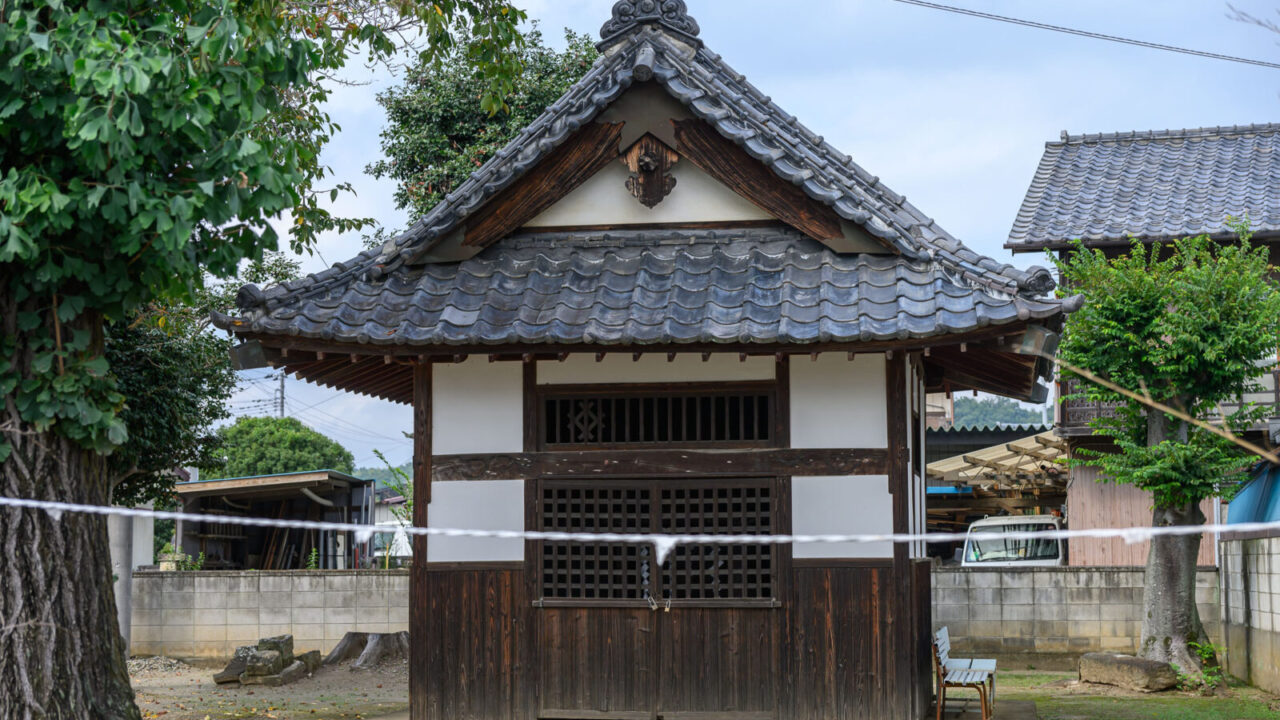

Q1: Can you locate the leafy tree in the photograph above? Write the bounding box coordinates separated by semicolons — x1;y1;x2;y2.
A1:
217;417;354;478
1055;229;1280;674
367;25;597;222
952;395;1045;429
0;1;523;716
108;252;302;508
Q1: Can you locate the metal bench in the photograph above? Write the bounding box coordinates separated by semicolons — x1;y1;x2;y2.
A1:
933;626;996;720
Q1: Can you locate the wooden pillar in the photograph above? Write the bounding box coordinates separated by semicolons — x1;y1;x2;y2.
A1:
884;353;915;717
410;362;432;720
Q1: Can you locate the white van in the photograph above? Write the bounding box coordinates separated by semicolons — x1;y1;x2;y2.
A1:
961;515;1066;567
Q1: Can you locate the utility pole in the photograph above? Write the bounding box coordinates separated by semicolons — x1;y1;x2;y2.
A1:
277;372;285;418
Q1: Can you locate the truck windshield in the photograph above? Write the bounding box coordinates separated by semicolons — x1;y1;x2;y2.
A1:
965;523;1059;562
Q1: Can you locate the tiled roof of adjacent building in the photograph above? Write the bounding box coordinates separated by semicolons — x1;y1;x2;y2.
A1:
1008;122;1280;251
215;1;1075;349
219;227;1071;347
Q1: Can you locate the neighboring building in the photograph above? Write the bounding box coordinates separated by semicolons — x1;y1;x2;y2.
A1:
1007;123;1280;565
214;2;1074;717
174;469;373;570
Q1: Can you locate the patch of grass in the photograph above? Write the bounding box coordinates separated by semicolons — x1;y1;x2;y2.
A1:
994;671;1280;720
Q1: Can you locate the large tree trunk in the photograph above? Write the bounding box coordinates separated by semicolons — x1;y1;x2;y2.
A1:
0;287;139;718
1139;501;1209;671
1138;408;1209;672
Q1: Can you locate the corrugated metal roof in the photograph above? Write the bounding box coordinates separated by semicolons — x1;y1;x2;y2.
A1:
1008;123;1280;250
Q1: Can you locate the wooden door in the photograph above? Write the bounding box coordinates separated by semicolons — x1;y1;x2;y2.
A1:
538;607;657;719
656;607;777;720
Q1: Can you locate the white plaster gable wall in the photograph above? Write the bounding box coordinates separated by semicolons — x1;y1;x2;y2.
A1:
432;357;523;455
524;83;772;228
426;480;525;563
537;353;776;385
524;150;772;227
789;353;887;449
791;476;894;558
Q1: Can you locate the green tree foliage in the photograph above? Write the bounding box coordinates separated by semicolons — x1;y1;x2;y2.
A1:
108;253;302;507
0;3;522;714
1055;228;1280;671
367;26;598;222
952;395;1044;429
1;0;525;462
217;416;354;478
1056;233;1280;507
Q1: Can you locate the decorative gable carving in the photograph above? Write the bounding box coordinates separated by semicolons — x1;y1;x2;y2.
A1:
621;133;679;208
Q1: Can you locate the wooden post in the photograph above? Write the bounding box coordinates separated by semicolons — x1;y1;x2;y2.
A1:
884;352;915;717
410;362;432;720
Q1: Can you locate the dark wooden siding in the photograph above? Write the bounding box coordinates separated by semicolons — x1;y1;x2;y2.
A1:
418;563;929;720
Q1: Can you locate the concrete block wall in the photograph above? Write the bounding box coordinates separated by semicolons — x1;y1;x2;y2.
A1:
1222;537;1280;693
933;567;1220;667
130;570;408;659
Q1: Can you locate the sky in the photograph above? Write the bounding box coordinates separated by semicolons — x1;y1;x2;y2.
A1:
225;0;1280;472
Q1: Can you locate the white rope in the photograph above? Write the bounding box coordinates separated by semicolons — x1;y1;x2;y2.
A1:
0;495;1263;564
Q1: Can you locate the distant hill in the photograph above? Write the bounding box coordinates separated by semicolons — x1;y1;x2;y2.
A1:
953;396;1045;429
354;463;411;487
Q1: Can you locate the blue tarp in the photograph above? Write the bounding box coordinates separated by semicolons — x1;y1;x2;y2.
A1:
1227;463;1280;524
926;486;974;496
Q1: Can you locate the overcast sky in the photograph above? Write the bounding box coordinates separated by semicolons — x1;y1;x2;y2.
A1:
225;0;1280;472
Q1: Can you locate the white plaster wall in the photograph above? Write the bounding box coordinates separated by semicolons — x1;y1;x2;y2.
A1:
432;358;523;455
427;480;525;562
792;475;893;558
525;160;772;227
789;353;887;449
525;84;772;228
537;353;776;385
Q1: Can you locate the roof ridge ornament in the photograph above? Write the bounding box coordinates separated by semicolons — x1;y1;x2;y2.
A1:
599;0;701;51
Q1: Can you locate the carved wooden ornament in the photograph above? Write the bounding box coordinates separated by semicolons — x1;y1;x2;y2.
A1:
621;133;679;208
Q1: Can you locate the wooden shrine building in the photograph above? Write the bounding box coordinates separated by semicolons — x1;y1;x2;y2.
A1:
215;2;1077;718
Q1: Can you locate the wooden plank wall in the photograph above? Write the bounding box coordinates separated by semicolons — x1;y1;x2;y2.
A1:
1067;463;1215;567
422;567;534;719
419;564;927;720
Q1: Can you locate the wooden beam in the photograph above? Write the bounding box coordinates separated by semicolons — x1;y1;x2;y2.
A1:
463;122;625;248
672;118;855;248
431;447;890;482
409;362;431;719
234;322;1033;364
927;496;1065;511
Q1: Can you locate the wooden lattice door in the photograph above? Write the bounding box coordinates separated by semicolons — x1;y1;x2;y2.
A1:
534;479;781;719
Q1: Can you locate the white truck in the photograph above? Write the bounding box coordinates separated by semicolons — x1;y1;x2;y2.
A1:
961;514;1066;567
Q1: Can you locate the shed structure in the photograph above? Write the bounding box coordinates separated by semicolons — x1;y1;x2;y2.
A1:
1007;123;1279;567
216;2;1075;718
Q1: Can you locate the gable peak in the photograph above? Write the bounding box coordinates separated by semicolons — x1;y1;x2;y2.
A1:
599;0;701;51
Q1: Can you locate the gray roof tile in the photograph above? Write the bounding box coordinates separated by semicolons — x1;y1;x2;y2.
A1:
217;8;1074;349
1008;123;1280;250
217;228;1070;348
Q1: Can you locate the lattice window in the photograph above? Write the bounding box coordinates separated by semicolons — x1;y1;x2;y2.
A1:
541;485;655;600
660;484;773;600
539;384;775;448
539;480;775;604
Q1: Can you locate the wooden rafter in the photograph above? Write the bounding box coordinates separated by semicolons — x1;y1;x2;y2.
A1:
671;119;864;250
463;121;626;248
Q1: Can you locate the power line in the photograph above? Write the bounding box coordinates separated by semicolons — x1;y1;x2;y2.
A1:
893;0;1280;70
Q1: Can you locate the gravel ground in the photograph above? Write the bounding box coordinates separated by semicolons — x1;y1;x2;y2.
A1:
130;656;408;720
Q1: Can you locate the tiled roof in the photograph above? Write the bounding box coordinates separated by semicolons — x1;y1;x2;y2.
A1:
216;227;1073;347
217;2;1075;349
1008;123;1280;250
